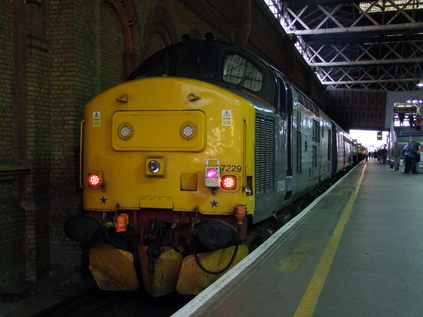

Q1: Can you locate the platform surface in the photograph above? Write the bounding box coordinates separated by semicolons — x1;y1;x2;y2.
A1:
174;160;423;317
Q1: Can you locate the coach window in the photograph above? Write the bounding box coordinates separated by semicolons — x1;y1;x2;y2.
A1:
292;88;303;108
223;54;263;92
327;128;332;160
312;120;320;143
297;131;302;173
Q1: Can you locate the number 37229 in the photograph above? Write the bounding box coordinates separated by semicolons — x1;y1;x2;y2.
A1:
221;165;242;173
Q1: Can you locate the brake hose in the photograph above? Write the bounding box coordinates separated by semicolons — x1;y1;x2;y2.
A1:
169;226;181;253
191;225;241;275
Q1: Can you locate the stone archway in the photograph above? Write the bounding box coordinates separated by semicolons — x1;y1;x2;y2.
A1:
143;6;178;58
101;0;140;77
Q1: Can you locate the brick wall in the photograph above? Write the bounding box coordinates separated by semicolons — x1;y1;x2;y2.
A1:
48;0;94;273
25;1;52;279
0;1;26;292
0;2;13;161
100;2;124;91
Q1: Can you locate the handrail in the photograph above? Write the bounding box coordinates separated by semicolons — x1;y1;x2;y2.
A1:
79;120;85;188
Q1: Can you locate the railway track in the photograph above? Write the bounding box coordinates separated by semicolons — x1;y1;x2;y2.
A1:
34;286;193;317
35;168;351;317
33;286;115;317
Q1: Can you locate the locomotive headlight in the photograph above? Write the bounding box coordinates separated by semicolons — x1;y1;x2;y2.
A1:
148;160;160;174
180;122;196;139
118;122;133;140
145;158;165;176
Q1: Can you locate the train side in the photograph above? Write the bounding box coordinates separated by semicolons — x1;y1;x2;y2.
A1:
65;38;353;297
332;121;353;174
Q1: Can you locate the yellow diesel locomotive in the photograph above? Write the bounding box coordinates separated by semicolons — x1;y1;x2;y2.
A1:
65;37;353;297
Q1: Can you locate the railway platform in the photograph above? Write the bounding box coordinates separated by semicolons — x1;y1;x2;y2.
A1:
173;159;423;317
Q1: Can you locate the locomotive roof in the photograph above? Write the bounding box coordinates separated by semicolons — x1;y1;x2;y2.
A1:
127;38;344;133
128;38;278;106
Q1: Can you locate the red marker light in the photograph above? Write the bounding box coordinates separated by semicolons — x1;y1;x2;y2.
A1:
88;173;101;187
221;175;237;190
206;168;218;179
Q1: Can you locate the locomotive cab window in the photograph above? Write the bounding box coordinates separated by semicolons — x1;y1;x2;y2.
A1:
176;47;217;79
128;51;171;79
223;54;263;92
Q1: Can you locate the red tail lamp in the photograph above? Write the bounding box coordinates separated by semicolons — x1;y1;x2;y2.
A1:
221;175;237;190
87;172;102;187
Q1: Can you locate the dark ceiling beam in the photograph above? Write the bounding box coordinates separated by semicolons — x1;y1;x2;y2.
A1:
310;58;423;67
287;22;423;35
282;0;361;5
305;33;423;45
321;77;420;85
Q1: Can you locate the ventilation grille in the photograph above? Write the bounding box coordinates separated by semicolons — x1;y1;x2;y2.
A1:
255;116;275;195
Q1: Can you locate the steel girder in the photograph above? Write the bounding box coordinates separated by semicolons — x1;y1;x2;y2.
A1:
265;0;423;91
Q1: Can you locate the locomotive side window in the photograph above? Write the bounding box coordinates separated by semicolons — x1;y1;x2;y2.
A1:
277;77;288;116
176;47;217;79
223;54;263;92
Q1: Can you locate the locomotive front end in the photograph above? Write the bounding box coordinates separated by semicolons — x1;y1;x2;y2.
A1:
73;77;255;296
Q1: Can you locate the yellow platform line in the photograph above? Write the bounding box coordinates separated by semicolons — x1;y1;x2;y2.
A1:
293;163;367;317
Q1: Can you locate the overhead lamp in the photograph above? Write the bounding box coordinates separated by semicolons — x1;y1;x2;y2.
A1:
417;80;423;87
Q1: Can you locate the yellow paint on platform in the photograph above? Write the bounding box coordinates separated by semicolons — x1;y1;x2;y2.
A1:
293;163;367;317
277;243;314;272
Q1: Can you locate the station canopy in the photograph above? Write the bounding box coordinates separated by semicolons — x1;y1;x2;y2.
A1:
265;0;423;91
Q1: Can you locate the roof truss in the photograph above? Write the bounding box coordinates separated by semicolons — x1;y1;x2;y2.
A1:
265;0;423;91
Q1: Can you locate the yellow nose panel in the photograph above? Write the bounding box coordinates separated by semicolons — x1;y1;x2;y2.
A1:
112;110;206;152
180;173;198;191
89;243;139;291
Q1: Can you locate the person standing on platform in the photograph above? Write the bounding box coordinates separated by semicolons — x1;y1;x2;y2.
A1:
391;142;402;172
380;145;388;165
409;114;415;127
402;141;411;174
404;141;418;174
399;112;405;126
416;114;422;131
415;142;421;171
